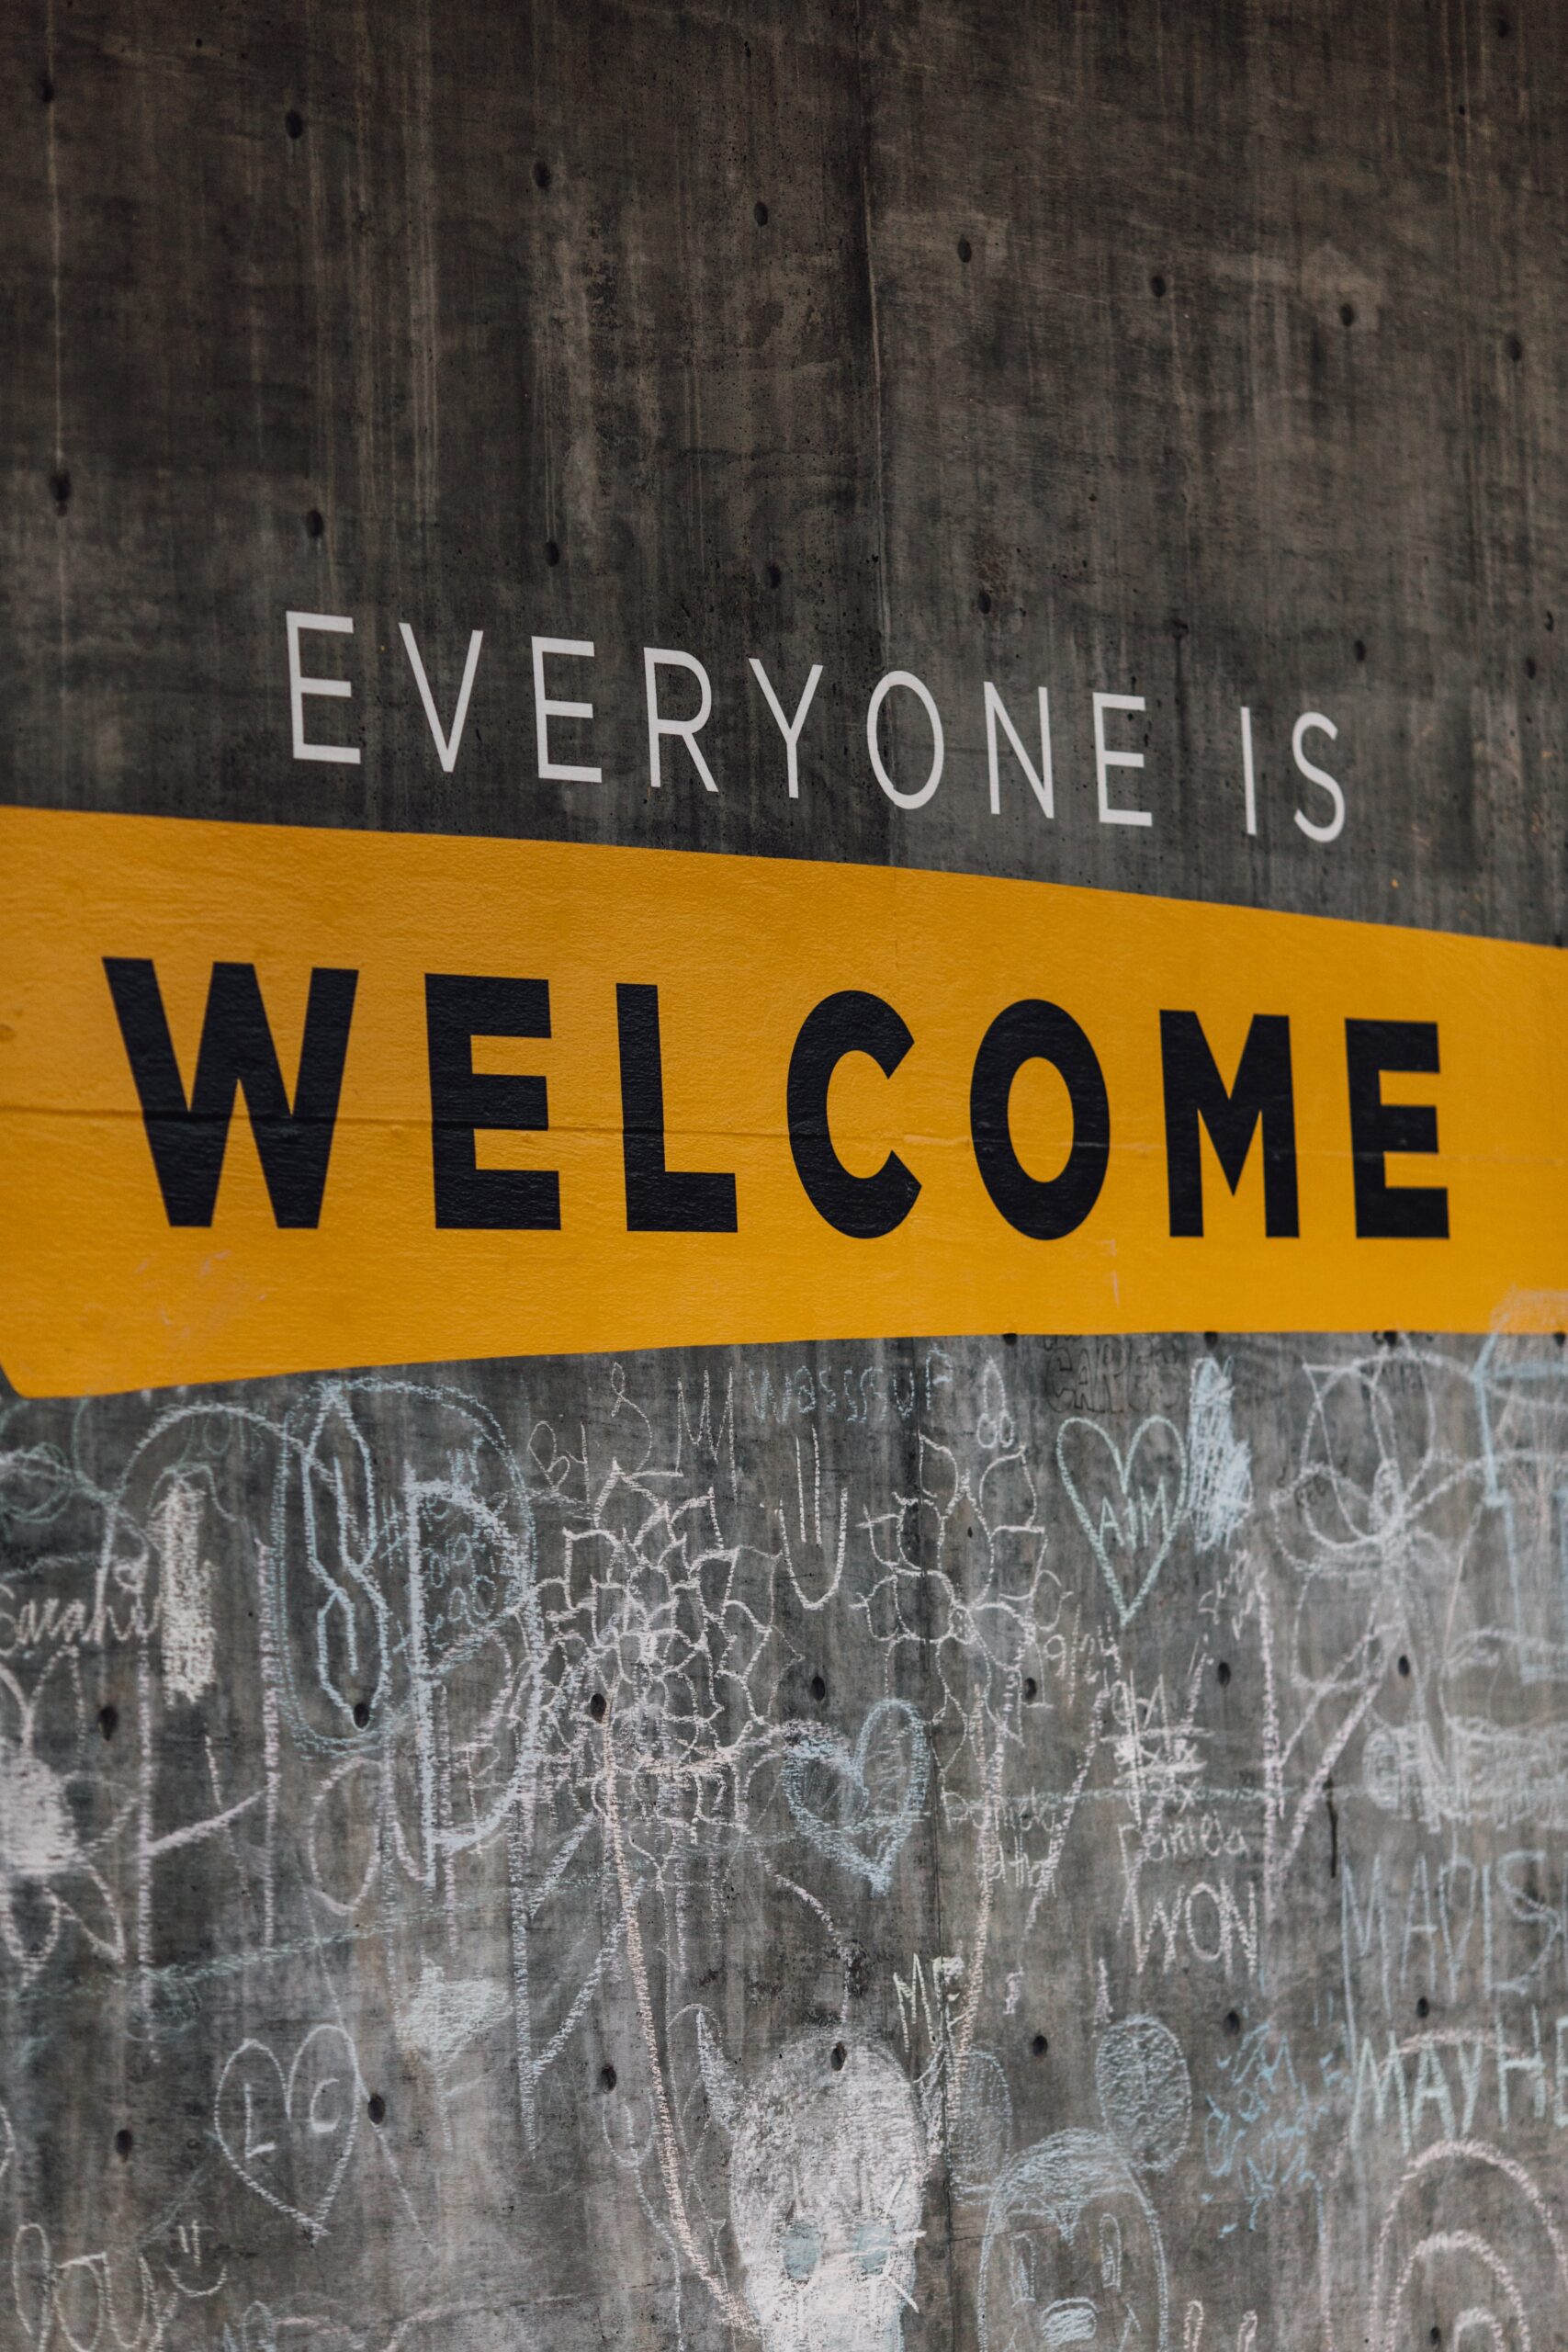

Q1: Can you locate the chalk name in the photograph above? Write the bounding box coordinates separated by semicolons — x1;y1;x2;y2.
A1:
287;611;1348;843
102;957;1445;1242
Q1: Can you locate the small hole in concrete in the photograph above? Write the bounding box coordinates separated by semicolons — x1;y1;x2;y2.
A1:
38;72;54;104
1203;1330;1218;1348
956;237;972;264
114;2129;133;2160
600;2063;617;2092
830;2041;846;2071
352;1699;370;1728
765;562;782;588
533;160;551;189
367;2092;386;2124
753;200;769;227
1430;2329;1442;2347
49;469;71;513
284;108;304;140
1397;1655;1411;1679
1496;13;1510;33
589;1691;607;1723
306;508;324;538
1416;1996;1430;2019
1340;302;1356;327
98;1704;118;1741
544;538;560;567
1023;1676;1038;1702
977;591;992;614
1032;2032;1048;2056
1354;639;1367;662
1002;1329;1017;1345
1150;274;1166;299
1506;333;1523;363
1526;656;1537;679
1547;612;1555;632
1224;2009;1241;2036
1216;1660;1232;1688
1555;1331;1565;1348
810;1672;827;1703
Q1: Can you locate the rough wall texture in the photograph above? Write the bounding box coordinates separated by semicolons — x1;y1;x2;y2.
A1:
2;6;1567;2352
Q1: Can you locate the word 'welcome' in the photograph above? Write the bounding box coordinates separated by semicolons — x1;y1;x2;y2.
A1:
105;957;1448;1247
3;809;1559;1392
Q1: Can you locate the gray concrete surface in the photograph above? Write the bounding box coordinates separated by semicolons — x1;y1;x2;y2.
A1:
3;5;1567;2350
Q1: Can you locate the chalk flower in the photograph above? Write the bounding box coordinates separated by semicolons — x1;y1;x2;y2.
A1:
0;1652;127;1976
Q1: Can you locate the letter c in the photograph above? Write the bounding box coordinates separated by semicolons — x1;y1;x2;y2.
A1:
787;992;920;1238
969;1000;1110;1238
309;2075;343;2136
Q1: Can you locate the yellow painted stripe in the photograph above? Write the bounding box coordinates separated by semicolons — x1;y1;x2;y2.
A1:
0;806;1563;1396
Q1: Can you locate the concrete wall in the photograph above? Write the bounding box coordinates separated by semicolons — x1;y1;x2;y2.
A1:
3;6;1567;2351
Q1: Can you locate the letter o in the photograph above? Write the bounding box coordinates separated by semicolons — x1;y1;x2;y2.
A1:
866;672;943;809
1185;1883;1226;1965
969;1000;1110;1239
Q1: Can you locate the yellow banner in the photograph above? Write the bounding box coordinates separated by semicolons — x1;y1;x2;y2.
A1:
0;805;1563;1396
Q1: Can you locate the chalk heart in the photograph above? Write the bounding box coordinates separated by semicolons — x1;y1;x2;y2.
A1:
783;1697;930;1894
1057;1415;1189;1626
217;2024;360;2238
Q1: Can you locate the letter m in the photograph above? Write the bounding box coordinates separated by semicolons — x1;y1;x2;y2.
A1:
104;960;357;1227
1159;1011;1299;1238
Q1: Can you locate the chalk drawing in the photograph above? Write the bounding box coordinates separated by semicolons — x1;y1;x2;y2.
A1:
1057;1416;1189;1627
216;2025;362;2239
0;1330;1564;2350
1368;2140;1568;2352
783;1700;931;1894
398;1962;512;2077
151;1479;217;1705
978;2131;1170;2352
950;2052;1015;2199
0;1655;127;1977
726;2032;925;2352
1094;2015;1192;2174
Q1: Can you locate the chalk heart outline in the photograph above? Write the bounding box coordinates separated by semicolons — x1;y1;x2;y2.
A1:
783;1697;931;1894
217;2023;361;2239
1057;1415;1189;1626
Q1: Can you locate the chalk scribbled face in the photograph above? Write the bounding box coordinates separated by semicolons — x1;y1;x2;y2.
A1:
979;2132;1168;2352
729;2034;925;2352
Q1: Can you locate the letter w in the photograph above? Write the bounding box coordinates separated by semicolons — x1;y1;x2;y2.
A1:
104;960;358;1227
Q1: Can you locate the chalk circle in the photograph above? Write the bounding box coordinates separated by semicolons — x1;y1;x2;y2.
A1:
1095;2016;1190;2173
950;2050;1014;2197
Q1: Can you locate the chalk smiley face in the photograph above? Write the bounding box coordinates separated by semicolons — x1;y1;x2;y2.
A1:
979;2132;1169;2352
729;2033;925;2352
